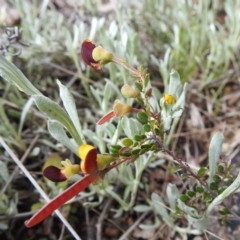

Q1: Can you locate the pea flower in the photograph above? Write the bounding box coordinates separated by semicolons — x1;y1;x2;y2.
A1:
43;159;80;182
97;99;133;125
80;40;113;70
25;144;117;227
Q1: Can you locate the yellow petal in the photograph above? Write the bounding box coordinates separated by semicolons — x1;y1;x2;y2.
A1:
164;94;176;105
79;144;95;161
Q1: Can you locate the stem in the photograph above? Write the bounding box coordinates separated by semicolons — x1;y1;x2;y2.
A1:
153;135;210;190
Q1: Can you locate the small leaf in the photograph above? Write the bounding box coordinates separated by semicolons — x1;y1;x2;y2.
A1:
219;208;231;215
110;145;122;153
197;167;208;177
217;165;224;173
137;112;148;123
136;98;145;107
187;190;196;198
179;194;189;203
139;148;149;155
131;149;141;155
134;135;142;141
122;138;133;147
210;182;218;190
144;73;150;87
213;174;221;184
135;82;143;92
143;124;151;132
195;186;204;193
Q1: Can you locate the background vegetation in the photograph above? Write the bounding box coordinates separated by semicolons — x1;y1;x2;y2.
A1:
0;0;240;239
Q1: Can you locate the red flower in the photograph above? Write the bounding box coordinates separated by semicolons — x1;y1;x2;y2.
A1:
80;40;113;70
25;144;117;227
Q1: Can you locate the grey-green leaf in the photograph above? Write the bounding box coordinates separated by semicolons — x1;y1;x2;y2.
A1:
33;95;82;145
0;54;42;95
168;69;181;96
48;120;79;156
208;132;224;185
166;183;180;210
57;80;85;144
151;193;174;227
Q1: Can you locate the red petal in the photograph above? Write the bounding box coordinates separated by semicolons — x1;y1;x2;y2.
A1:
25;173;99;227
97;110;115;125
43;166;67;182
81;148;98;174
81;40;98;66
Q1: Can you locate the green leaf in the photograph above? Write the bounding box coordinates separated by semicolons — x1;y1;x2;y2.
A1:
217;165;224;173
0;54;42;95
48;120;78;156
208;132;224;186
144;73;150;87
136;97;145;107
195;186;204;193
213;174;221;183
187;190;196;198
131;149;140;155
110;145;122;154
135;82;143;92
143;124;151;132
209;182;218;190
219;208;231;215
33;95;82;145
57;80;85;145
197;167;208;177
179;194;189;203
137;112;148;123
122;138;133;147
206;171;240;215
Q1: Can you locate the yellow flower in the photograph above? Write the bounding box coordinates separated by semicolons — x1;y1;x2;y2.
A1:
164;94;176;105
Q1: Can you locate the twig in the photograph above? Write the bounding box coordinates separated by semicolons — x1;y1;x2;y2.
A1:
0;137;81;240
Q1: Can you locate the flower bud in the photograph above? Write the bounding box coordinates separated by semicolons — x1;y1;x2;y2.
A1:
113;99;132;116
121;84;140;98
